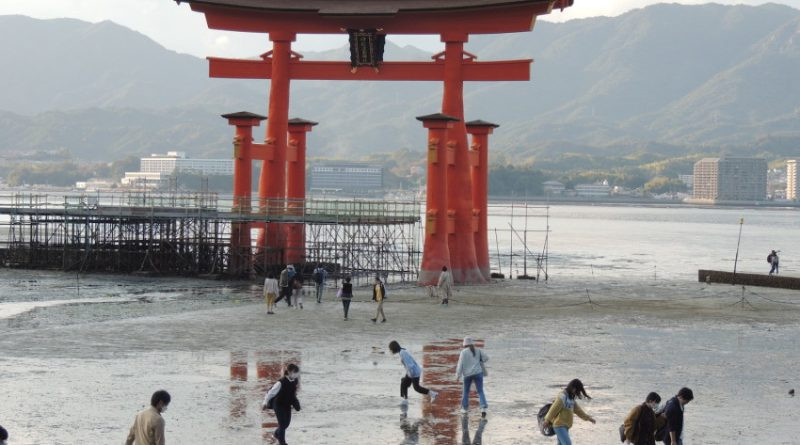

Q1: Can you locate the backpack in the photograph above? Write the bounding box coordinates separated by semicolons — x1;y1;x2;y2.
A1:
537;403;555;436
767;254;773;263
313;269;324;284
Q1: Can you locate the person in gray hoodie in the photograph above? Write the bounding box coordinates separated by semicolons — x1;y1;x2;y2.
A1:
455;337;489;417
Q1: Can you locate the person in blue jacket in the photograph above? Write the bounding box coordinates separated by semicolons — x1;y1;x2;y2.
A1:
389;340;438;405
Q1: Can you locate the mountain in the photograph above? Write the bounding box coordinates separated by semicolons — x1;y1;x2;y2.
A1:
1;4;799;162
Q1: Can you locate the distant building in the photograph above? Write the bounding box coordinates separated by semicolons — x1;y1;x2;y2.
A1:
692;157;767;201
787;159;799;201
76;179;116;191
542;180;565;195
123;151;233;189
575;181;611;197
309;161;383;194
139;151;233;175
678;174;694;189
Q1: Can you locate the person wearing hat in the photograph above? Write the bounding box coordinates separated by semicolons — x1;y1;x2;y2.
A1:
455;336;489;417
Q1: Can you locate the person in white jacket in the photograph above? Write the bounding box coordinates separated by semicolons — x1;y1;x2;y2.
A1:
263;272;280;314
455;336;488;417
437;266;453;305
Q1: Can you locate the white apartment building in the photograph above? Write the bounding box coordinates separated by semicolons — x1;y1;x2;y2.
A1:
788;159;799;201
140;151;233;175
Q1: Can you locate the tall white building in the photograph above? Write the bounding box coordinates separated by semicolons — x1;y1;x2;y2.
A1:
788;159;799;201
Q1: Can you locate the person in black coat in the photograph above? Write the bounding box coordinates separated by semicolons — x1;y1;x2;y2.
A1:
262;364;302;445
664;387;694;445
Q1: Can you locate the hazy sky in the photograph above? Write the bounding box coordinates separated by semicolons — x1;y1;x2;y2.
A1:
2;0;799;57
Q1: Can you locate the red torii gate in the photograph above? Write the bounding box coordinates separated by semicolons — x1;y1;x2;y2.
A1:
177;0;573;283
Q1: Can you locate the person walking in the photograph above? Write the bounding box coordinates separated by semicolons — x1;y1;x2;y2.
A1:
371;275;387;323
455;337;489;417
542;379;596;445
285;265;297;307
663;387;694;445
263;272;279;315
768;250;780;275
437;266;453;306
278;266;290;305
262;364;302;445
125;390;171;445
291;275;304;309
312;264;327;303
389;340;438;405
339;276;353;320
623;392;663;445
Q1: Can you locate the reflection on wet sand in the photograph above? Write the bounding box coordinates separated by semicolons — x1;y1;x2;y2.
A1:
228;350;301;442
461;416;487;445
419;338;486;445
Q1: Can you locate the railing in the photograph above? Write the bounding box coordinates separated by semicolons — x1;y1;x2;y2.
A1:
0;192;421;221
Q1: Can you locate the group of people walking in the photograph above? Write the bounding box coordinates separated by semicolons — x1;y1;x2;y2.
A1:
121;355;694;445
263;265;391;323
263;264;305;314
390;337;489;416
538;381;694;445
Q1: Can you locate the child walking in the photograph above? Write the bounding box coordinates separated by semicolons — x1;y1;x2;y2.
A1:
389;340;438;404
262;364;302;445
543;379;596;445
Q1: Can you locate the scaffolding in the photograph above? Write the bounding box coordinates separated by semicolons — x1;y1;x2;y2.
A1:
487;201;550;280
0;192;421;282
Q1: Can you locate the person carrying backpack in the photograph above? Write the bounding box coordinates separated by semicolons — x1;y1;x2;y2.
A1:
768;250;779;275
543;379;596;445
312;264;327;303
622;392;663;445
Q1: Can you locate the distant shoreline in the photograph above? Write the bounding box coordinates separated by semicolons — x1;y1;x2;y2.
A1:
487;195;800;209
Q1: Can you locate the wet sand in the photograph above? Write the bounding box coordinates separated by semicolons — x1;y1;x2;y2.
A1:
1;275;799;444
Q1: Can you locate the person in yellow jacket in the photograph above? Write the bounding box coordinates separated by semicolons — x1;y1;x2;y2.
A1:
543;379;596;445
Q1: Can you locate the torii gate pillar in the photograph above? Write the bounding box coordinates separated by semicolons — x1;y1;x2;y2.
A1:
285;118;317;265
222;111;267;276
442;35;484;283
257;32;296;256
467;120;499;281
418;113;459;285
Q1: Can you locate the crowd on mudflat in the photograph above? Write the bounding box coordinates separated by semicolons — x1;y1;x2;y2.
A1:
0;265;695;445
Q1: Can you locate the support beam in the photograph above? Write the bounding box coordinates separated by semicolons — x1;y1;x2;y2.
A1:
208;58;532;81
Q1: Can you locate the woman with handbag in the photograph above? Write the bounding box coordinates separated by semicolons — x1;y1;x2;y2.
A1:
542;378;596;445
339;276;353;320
455;336;489;417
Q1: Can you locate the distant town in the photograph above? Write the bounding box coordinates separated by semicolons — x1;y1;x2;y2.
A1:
0;150;798;206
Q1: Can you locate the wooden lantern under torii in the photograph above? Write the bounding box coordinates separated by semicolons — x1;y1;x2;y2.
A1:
176;0;574;283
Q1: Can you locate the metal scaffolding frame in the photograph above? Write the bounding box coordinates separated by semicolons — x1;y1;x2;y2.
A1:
0;192;421;282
